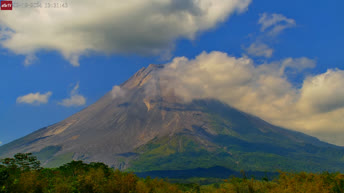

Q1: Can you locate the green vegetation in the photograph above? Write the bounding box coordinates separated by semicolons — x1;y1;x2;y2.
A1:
130;133;344;174
127;101;344;174
1;153;344;193
131;135;237;172
33;146;62;162
43;152;74;168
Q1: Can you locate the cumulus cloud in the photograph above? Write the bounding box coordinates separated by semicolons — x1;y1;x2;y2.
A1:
298;69;344;114
16;92;52;105
151;51;344;144
0;0;251;66
111;85;126;99
59;83;86;107
258;13;296;36
246;42;273;58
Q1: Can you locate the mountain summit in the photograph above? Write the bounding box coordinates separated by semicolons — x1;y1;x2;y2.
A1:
1;64;344;173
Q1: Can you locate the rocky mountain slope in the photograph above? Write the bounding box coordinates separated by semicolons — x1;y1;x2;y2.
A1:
1;64;344;173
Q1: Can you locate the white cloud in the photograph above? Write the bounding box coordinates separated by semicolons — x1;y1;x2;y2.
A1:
16;92;52;105
150;51;344;144
279;57;316;75
0;0;251;66
246;42;273;58
258;13;296;36
244;13;296;58
60;95;86;107
24;54;38;66
111;85;126;99
298;69;344;114
59;82;86;107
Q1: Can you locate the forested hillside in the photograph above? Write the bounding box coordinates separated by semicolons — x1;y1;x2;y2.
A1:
1;153;344;193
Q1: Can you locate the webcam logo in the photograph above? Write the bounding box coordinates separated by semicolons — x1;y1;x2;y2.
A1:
1;1;12;10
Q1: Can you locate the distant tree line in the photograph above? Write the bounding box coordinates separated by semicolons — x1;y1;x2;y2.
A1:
1;153;344;193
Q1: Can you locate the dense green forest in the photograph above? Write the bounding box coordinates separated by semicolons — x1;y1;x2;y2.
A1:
1;153;344;193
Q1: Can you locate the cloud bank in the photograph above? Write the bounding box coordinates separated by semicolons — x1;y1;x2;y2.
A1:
0;0;251;66
153;51;344;144
16;92;52;105
59;83;86;107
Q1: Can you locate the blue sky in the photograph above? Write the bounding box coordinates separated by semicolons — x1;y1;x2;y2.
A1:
0;0;343;145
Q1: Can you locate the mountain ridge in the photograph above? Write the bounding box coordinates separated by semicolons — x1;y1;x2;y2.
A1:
1;64;344;173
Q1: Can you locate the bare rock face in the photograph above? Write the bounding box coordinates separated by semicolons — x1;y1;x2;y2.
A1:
0;64;208;168
1;64;344;172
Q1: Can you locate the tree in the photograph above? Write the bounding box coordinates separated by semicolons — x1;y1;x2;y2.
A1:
0;153;41;171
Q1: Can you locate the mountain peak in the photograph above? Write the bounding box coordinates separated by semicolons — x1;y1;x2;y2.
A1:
1;66;344;173
122;64;163;90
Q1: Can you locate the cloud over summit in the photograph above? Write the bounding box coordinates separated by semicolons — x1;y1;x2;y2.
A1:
151;51;344;144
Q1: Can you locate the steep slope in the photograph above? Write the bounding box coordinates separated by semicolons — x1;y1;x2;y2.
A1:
130;99;344;172
1;64;344;173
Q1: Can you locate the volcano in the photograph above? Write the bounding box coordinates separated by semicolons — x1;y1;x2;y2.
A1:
1;64;344;174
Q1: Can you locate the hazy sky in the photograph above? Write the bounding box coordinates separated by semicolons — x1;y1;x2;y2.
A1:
0;0;343;145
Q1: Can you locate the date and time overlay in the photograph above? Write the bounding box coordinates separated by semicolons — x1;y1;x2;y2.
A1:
1;0;68;10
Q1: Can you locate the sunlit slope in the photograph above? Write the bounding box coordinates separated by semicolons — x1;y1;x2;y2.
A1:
1;64;344;173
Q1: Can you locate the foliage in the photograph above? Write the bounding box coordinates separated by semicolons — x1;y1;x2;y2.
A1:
1;153;41;171
1;153;344;192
